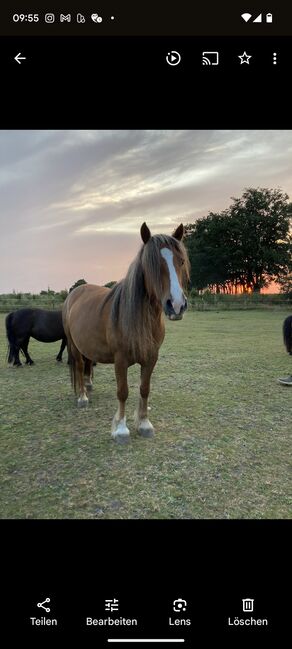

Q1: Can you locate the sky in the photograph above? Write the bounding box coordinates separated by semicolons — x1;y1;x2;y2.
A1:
0;129;291;293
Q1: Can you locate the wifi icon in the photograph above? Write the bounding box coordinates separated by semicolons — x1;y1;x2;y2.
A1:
241;13;252;22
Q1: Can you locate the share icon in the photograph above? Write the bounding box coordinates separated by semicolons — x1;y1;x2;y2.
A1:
37;597;51;613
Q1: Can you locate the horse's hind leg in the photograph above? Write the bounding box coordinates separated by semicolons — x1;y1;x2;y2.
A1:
8;343;22;367
134;356;158;438
84;357;94;390
70;343;88;407
56;337;66;362
112;354;130;442
21;338;34;365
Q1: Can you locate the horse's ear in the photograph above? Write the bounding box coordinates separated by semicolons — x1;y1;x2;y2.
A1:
172;223;184;241
141;222;151;244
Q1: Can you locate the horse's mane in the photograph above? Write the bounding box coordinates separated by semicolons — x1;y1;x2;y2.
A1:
101;234;190;359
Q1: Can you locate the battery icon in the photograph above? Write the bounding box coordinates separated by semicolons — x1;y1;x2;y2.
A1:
266;13;273;23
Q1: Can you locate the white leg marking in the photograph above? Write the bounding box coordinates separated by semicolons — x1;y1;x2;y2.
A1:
134;410;155;438
111;412;130;441
161;247;184;314
77;394;88;407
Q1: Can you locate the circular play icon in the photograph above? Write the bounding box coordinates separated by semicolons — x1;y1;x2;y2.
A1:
166;50;181;66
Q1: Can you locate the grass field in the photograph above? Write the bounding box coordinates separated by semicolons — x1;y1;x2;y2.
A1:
0;310;291;519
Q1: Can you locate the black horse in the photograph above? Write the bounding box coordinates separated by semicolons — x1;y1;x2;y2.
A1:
6;308;67;366
283;314;292;355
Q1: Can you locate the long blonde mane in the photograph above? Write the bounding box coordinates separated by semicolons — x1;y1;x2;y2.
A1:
102;234;190;359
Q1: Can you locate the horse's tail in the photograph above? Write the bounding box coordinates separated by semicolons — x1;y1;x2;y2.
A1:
66;336;77;393
5;312;18;364
283;315;292;355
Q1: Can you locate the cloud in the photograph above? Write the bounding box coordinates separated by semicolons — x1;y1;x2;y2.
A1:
0;130;291;292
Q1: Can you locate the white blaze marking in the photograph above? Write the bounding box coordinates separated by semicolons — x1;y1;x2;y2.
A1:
161;247;184;314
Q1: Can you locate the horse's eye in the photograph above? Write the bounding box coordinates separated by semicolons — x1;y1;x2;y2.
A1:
181;259;185;266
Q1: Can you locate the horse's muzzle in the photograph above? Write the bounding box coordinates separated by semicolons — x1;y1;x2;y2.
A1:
164;298;187;321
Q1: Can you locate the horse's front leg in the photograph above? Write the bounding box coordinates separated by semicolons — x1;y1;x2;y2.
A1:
112;355;130;442
134;356;158;437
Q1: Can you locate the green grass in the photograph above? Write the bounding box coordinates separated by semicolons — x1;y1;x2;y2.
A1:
0;311;291;519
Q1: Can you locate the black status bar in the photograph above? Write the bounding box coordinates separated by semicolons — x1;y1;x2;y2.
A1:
1;3;292;36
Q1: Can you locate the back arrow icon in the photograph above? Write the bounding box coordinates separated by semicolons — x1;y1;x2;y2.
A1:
14;52;26;64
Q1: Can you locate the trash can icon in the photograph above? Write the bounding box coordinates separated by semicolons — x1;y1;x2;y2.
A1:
266;13;273;23
242;598;254;612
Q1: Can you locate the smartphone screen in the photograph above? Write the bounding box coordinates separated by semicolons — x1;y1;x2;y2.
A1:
1;1;291;643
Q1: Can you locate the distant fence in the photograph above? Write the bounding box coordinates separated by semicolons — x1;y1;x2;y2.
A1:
0;300;64;314
189;293;292;311
1;294;292;314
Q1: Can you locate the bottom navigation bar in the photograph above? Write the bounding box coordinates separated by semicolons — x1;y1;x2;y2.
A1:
107;641;185;644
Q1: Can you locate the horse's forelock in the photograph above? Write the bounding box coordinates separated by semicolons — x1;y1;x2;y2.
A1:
109;232;190;360
142;234;190;293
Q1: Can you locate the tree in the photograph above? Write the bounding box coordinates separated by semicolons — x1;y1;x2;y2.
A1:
228;188;292;292
58;289;69;301
185;211;234;292
185;188;292;293
69;279;87;293
104;281;117;288
278;272;292;297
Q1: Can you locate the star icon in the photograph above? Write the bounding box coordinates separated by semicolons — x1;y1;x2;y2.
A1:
238;51;252;64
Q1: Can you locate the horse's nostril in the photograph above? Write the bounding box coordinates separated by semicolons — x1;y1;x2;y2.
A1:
180;299;187;314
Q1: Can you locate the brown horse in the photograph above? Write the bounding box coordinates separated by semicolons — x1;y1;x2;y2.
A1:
62;222;190;442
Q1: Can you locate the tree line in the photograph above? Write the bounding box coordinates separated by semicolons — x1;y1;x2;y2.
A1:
184;188;292;294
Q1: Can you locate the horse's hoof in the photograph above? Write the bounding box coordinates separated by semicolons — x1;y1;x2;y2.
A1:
112;432;130;444
56;358;62;362
85;383;93;391
77;397;88;408
136;418;155;438
138;426;155;438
